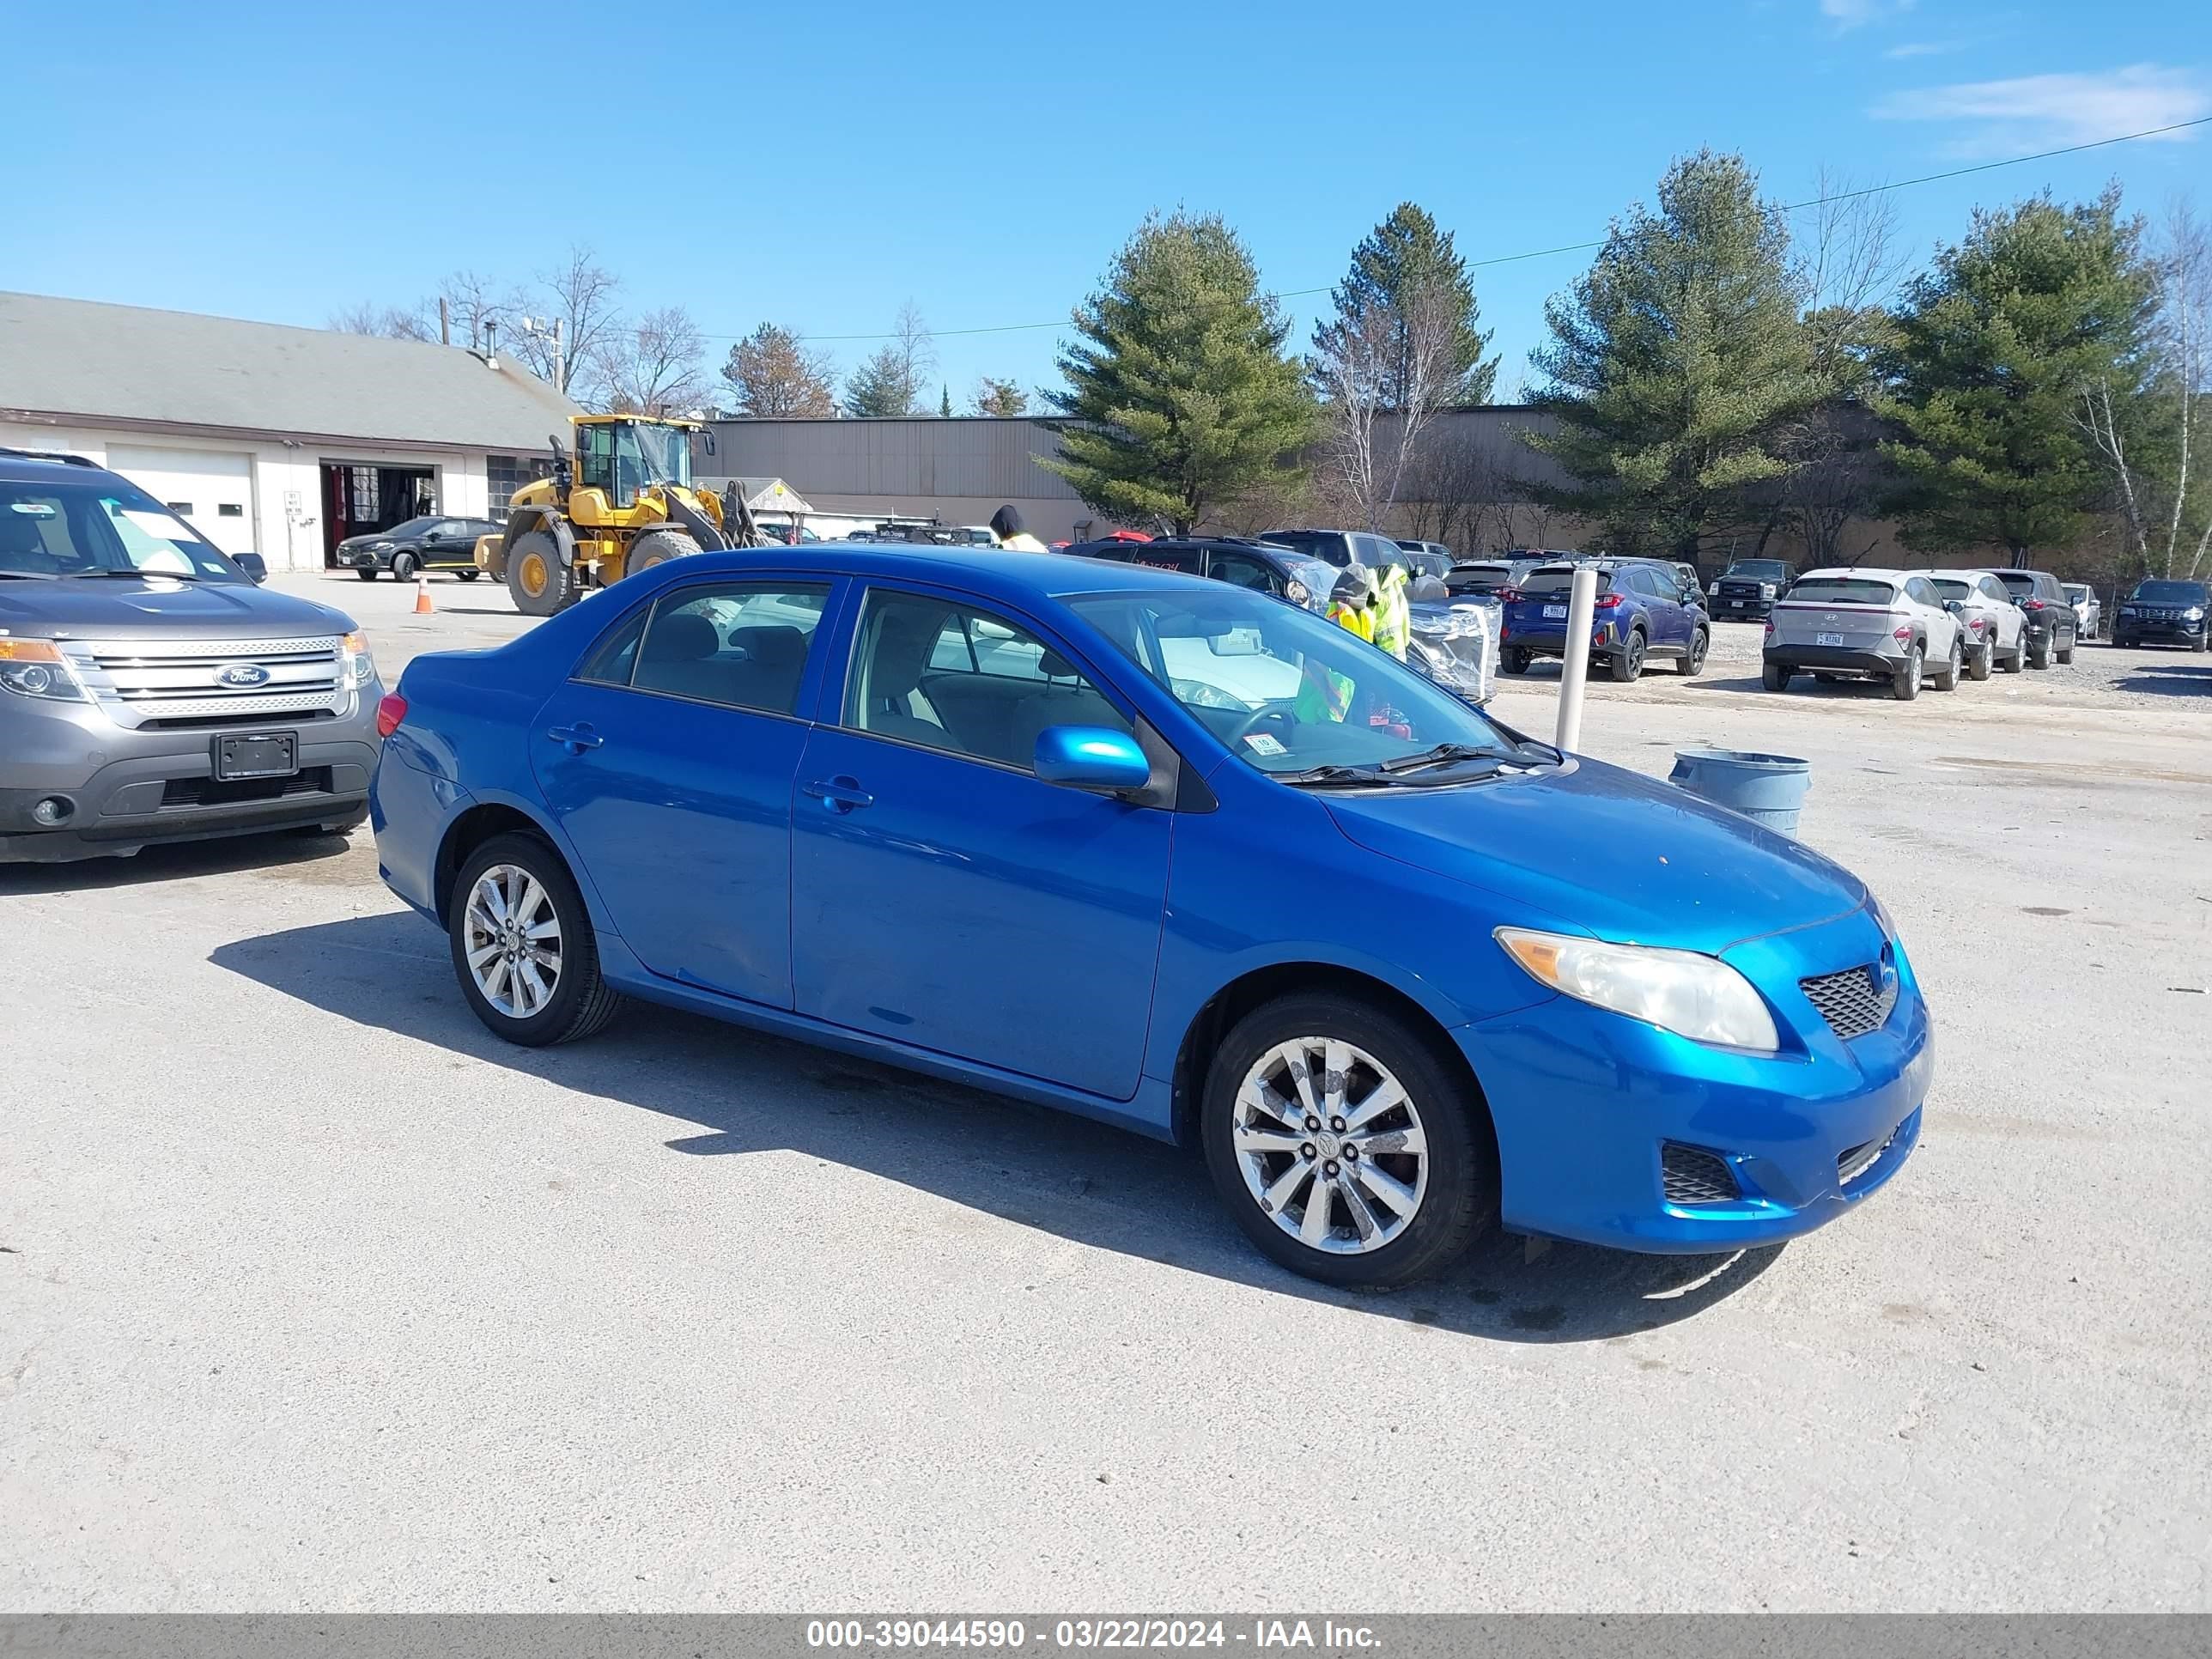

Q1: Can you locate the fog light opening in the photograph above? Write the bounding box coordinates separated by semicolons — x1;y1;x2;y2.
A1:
32;795;75;826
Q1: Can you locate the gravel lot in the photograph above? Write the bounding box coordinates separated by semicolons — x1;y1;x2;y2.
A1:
3;574;2208;1612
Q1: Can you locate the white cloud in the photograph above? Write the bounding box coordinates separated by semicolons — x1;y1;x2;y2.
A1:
1823;0;1916;30
1870;63;2212;156
1883;40;1960;59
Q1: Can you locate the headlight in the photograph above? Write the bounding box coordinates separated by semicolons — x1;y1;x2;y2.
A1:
2186;607;2206;622
0;638;90;702
1709;583;1723;596
1496;927;1781;1050
368;541;393;552
1759;583;1777;597
2118;605;2137;615
340;629;377;689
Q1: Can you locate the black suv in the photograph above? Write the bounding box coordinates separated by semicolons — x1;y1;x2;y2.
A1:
1709;557;1797;620
1066;537;1342;611
2112;578;2210;651
334;514;501;581
1989;568;2081;667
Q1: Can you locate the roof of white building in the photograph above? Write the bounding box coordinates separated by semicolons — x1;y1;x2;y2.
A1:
0;291;582;451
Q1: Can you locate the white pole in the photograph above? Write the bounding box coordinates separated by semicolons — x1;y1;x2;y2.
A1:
1553;564;1600;752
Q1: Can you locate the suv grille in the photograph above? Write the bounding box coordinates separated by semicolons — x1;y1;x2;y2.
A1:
1801;962;1898;1041
161;768;334;810
60;635;346;730
1662;1143;1740;1206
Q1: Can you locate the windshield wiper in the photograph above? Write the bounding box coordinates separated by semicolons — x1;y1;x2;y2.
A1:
1272;763;1390;787
1375;742;1510;775
0;570;57;580
73;568;203;580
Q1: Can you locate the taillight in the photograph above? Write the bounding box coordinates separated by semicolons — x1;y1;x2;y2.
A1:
1593;593;1624;609
1893;625;1914;642
2026;598;2047;611
375;692;408;738
1493;587;1521;604
1763;618;1775;639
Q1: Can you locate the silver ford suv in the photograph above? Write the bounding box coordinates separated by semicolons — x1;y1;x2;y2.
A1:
1;448;381;862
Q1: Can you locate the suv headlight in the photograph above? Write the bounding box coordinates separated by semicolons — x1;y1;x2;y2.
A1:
1759;583;1777;597
1496;927;1781;1050
0;638;90;702
2185;607;2206;622
340;629;377;689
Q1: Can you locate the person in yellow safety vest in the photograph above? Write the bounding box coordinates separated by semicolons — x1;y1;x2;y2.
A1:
1326;562;1377;642
1371;562;1411;660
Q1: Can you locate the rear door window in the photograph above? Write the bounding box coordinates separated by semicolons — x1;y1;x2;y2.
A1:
630;582;830;715
1207;550;1279;592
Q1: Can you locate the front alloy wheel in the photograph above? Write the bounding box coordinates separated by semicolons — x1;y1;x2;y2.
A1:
1231;1037;1430;1257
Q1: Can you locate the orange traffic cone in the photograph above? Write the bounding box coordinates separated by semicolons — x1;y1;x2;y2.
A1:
413;574;434;615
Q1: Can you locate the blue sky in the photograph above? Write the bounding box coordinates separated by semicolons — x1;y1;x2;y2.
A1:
9;1;2206;405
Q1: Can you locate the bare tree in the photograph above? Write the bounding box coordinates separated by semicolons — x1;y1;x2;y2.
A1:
604;307;710;416
511;247;623;404
1797;169;1910;372
842;302;937;418
721;324;837;418
2156;200;2211;578
328;302;433;342
1316;276;1462;532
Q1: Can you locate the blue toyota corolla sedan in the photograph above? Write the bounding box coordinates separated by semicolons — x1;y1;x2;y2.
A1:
370;546;1931;1287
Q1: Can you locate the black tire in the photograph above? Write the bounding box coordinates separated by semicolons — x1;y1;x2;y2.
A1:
1676;628;1708;677
448;832;622;1047
1933;635;1964;690
1891;645;1923;701
1967;640;1992;682
505;529;574;617
1609;628;1646;683
1762;662;1792;691
1501;646;1530;676
1200;993;1496;1289
354;567;380;582
2056;631;2075;665
390;550;418;583
458;568;481;581
623;528;701;579
2196;634;2209;654
2027;632;2051;670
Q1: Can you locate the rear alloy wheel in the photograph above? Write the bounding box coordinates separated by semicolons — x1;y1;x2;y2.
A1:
1609;629;1646;683
1676;628;1709;677
505;529;575;617
2027;632;2051;670
449;833;622;1046
2057;630;2075;665
2001;635;2026;672
1761;662;1792;691
1202;994;1493;1289
1891;645;1923;701
1966;639;1992;681
1500;646;1529;675
1933;635;1964;690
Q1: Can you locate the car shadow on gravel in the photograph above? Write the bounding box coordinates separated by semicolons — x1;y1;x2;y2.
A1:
0;827;352;896
2115;661;2212;696
212;911;1783;1344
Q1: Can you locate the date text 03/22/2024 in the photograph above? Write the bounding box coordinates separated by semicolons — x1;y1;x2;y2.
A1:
805;1619;1382;1651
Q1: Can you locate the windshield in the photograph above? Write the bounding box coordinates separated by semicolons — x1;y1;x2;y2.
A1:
1726;561;1791;579
1787;577;1898;605
2062;584;2089;600
1068;585;1522;782
611;422;692;504
0;476;247;582
2131;580;2207;603
1261;530;1352;567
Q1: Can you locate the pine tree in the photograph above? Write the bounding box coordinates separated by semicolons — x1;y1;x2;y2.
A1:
1312;203;1497;407
1880;188;2160;565
1527;150;1824;558
1043;211;1317;535
940;383;953;417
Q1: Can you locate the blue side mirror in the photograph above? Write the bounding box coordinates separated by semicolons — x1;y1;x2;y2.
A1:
234;551;268;585
1034;725;1150;791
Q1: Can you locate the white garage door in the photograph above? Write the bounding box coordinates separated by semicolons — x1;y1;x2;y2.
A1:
106;445;257;556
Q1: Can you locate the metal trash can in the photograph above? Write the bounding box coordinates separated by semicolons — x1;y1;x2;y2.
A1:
1668;748;1813;836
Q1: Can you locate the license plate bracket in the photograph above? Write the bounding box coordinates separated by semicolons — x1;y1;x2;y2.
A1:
213;732;298;781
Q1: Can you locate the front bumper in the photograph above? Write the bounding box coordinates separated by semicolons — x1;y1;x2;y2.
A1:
1712;592;1777;618
1458;905;1932;1251
1765;644;1899;677
0;696;380;862
335;545;392;570
2113;615;2208;644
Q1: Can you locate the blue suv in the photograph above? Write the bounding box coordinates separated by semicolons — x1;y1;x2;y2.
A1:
1498;560;1710;681
370;546;1927;1287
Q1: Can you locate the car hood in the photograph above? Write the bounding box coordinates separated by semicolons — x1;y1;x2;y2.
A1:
1325;756;1866;954
0;578;356;640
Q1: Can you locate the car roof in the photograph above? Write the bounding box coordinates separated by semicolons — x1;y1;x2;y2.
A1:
1914;567;2002;580
0;447;116;483
1796;567;1908;581
665;542;1221;602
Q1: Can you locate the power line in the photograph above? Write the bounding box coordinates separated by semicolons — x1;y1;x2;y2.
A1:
701;116;2212;345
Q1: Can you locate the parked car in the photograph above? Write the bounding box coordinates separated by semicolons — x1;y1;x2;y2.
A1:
1708;558;1797;620
1259;527;1410;572
1444;557;1544;598
1762;569;1964;700
334;514;501;581
1392;540;1455;579
1918;568;2027;678
2111;578;2209;652
1073;537;1498;704
1987;568;2081;667
0;447;380;861
2062;582;2101;641
371;545;1930;1287
1497;558;1710;681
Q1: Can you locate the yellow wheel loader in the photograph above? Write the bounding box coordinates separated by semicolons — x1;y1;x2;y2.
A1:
474;415;762;617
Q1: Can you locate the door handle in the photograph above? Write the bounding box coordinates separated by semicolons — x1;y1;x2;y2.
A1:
802;775;873;812
547;724;604;752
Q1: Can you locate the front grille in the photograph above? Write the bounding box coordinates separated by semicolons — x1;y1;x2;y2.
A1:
1838;1123;1902;1187
161;767;333;810
60;635;346;731
1801;961;1899;1041
1662;1143;1741;1206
